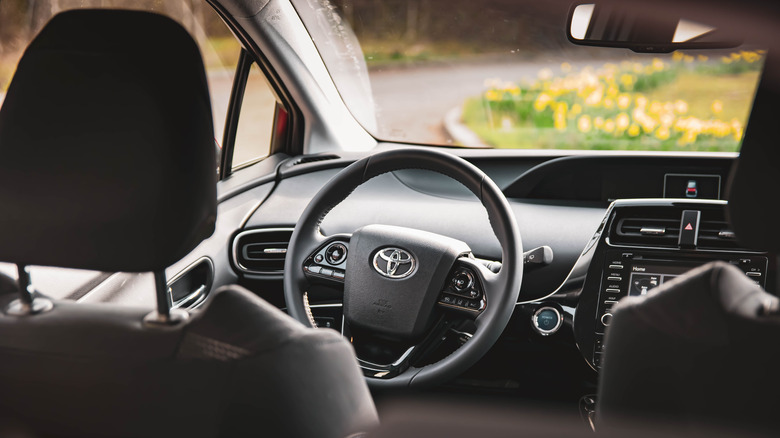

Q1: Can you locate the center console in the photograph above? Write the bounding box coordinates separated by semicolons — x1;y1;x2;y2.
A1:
573;199;773;371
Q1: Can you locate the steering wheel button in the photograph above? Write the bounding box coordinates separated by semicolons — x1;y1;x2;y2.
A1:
332;270;345;280
320;267;334;277
314;254;324;263
325;243;348;265
307;265;322;274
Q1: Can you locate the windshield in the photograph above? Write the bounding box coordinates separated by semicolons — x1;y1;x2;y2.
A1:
294;0;764;152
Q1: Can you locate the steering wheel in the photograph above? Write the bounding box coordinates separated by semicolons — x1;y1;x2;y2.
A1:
284;148;522;388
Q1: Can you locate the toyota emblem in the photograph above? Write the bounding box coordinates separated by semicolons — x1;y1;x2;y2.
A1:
372;248;416;279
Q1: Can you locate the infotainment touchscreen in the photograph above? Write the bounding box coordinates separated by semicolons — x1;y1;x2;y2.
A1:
628;263;699;296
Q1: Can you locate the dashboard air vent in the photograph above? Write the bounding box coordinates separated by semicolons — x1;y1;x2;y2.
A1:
609;208;682;248
697;210;743;250
609;205;751;251
233;228;294;275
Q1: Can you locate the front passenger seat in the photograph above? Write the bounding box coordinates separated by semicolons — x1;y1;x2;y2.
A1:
0;9;377;438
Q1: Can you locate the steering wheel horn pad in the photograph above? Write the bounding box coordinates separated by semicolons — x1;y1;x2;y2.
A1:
344;224;471;340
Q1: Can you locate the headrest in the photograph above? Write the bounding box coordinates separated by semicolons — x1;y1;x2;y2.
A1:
0;10;216;272
727;56;780;252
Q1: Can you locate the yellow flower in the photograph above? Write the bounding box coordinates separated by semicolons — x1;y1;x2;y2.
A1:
741;50;762;63
585;89;602;106
660;112;675;127
617;94;631;109
534;93;552;112
640;117;657;133
594;117;605;128
655;127;671;140
672;51;685;62
628;124;641;137
635;95;648;108
674;100;689;114
578;115;592;133
697;55;709;62
649;101;662;114
604;119;616;133
652;58;666;71
554;113;567;131
484;89;500;101
604;98;614;109
619;74;635;89
571;103;583;115
681;129;697;144
683;55;694;63
616;113;630;131
711;100;724;114
721;56;733;64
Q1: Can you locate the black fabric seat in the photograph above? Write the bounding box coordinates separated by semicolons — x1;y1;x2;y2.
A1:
597;262;780;432
0;9;376;438
597;59;780;435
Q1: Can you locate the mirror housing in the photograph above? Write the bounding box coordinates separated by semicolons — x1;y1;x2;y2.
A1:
567;2;741;53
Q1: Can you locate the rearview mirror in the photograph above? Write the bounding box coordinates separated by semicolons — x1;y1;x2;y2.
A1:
567;3;740;53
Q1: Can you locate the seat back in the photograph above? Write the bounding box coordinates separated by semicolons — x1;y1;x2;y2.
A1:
0;283;377;438
597;262;780;433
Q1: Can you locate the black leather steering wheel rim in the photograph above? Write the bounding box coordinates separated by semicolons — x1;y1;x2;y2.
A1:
284;147;523;388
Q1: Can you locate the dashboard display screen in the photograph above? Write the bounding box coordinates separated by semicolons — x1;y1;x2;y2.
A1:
628;263;699;296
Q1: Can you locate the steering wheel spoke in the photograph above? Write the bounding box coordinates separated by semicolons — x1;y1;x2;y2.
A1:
302;233;352;284
351;317;463;380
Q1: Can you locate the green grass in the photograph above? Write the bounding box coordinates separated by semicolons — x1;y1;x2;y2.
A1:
643;71;760;122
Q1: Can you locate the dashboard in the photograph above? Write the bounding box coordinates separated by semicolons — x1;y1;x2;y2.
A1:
210;150;775;396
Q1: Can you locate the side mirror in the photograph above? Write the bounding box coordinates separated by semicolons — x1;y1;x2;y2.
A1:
567;2;741;53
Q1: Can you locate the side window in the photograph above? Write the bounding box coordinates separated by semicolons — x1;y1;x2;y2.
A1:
232;62;279;169
198;7;242;145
